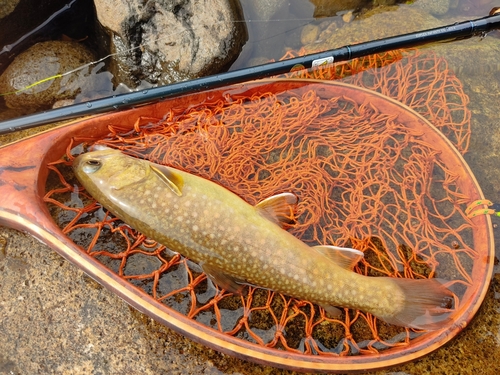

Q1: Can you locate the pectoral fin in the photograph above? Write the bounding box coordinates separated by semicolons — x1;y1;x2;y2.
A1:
150;164;184;196
255;192;298;228
201;263;246;295
313;245;363;270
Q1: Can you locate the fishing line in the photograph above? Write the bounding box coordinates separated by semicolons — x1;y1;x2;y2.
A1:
1;8;500;134
0;15;320;97
0;0;78;56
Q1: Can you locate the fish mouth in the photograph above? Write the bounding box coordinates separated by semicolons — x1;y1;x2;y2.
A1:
72;154;85;173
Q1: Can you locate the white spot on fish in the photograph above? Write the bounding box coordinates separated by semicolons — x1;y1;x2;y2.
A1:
193;225;199;231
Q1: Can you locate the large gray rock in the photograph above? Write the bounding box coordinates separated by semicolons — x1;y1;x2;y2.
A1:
93;0;247;88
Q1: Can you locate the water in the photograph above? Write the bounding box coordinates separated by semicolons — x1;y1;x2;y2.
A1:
1;1;500;374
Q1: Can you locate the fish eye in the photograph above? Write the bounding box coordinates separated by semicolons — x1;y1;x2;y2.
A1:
83;159;102;174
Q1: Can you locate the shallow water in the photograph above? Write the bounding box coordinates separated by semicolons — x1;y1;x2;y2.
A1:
1;1;500;374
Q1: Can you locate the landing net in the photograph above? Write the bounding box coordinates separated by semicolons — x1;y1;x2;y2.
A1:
44;49;476;356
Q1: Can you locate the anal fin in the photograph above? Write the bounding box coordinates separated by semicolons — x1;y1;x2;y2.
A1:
201;263;246;295
320;304;342;318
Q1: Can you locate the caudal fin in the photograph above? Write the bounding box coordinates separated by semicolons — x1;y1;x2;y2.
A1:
380;278;454;330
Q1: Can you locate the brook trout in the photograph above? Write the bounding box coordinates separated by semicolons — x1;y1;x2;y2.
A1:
73;149;453;330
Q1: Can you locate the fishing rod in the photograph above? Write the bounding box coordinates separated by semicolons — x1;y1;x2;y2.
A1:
1;8;500;135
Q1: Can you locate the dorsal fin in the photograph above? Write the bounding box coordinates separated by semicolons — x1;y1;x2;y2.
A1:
313;245;364;270
255;192;298;228
150;164;184;196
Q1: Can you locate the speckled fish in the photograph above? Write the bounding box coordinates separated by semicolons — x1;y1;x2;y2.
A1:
73;149;453;330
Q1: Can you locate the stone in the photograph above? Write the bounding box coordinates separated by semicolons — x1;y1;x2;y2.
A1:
93;0;247;88
310;0;370;17
0;0;20;19
0;40;95;109
412;0;451;16
302;6;443;54
300;24;320;45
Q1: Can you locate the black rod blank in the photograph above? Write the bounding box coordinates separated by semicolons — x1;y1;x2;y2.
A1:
1;10;500;135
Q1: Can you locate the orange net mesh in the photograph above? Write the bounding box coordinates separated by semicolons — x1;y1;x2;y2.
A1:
44;49;476;356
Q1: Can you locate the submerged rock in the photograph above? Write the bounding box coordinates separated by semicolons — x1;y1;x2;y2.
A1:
93;0;247;88
0;40;95;109
302;5;443;53
413;0;451;16
0;0;20;19
310;0;371;17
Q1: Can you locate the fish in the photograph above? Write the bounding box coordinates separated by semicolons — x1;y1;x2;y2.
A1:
73;148;453;330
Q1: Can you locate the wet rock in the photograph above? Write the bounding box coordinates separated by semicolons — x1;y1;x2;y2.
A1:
373;0;398;6
342;10;355;22
303;5;443;53
0;40;96;109
300;24;320;45
310;0;370;17
413;0;451;16
0;0;20;19
93;0;247;88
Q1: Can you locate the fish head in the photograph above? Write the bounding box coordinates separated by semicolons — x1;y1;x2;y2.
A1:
73;149;150;194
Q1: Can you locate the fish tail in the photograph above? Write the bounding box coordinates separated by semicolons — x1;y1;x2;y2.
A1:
380;278;454;330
